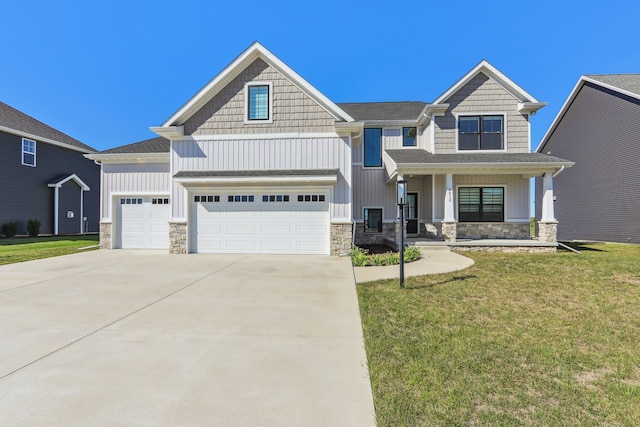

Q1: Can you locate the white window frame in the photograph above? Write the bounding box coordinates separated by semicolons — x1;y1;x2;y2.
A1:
22;138;37;167
455;112;507;153
244;81;273;124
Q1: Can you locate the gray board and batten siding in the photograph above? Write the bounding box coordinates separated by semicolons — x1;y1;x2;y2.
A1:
536;79;640;243
0;129;100;234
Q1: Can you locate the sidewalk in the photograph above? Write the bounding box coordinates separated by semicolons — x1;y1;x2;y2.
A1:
353;248;474;283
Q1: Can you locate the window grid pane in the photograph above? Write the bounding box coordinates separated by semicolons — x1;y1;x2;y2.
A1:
248;85;269;120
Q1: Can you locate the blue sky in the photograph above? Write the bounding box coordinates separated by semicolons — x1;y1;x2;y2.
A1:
2;0;639;153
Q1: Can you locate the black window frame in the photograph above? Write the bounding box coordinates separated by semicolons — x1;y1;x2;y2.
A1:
364;208;383;233
363;128;382;167
402;127;417;147
458;187;504;222
458;115;504;150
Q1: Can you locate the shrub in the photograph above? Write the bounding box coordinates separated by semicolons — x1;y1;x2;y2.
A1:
350;246;369;267
350;245;421;266
2;221;18;238
27;219;41;237
404;245;422;263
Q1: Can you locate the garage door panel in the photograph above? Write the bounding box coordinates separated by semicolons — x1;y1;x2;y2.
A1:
117;197;170;249
191;191;329;255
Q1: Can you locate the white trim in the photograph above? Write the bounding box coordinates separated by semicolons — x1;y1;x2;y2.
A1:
185;132;341;141
244;81;274;124
162;42;354;126
434;60;541;105
80;190;84;233
454;112;508;153
53;187;59;235
47;173;90;191
84;152;170;163
0;126;93;154
150;126;184;139
21;138;36;167
175;174;338;186
455;184;508;222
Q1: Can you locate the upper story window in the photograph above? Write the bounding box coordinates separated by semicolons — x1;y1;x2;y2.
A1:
458;115;504;150
364;128;382;167
245;82;273;122
403;127;417;146
22;138;36;167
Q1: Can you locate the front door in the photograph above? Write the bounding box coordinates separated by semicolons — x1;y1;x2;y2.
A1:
405;193;418;234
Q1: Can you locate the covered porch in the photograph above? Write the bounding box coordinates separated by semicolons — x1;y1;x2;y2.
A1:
383;149;574;250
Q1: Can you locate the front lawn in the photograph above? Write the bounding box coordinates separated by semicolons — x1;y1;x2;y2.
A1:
0;235;99;265
357;243;640;426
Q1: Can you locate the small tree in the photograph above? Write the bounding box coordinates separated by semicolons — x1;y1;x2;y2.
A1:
2;221;18;238
27;219;41;237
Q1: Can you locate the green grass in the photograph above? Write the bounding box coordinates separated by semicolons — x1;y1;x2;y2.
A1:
0;235;99;265
357;243;640;426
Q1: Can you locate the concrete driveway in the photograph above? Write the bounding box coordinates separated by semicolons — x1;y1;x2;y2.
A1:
0;250;376;426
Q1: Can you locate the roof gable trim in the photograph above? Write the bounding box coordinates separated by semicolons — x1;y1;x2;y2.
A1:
47;173;90;191
0;125;94;154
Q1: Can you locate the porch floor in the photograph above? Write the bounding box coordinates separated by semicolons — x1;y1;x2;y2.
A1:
405;238;557;248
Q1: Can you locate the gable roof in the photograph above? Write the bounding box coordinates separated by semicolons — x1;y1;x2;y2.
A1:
432;60;545;113
159;42;354;131
337;102;427;121
537;74;640;153
0;101;96;153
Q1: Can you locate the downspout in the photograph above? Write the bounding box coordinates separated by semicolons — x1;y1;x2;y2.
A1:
552;165;565;178
80;189;84;234
53;186;59;235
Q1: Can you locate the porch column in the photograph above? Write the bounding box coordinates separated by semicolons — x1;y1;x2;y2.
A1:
538;172;558;242
442;173;457;242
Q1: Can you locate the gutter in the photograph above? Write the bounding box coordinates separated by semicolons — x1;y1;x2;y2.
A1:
552;165;566;178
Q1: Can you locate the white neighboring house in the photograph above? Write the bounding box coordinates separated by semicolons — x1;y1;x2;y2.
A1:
87;42;573;255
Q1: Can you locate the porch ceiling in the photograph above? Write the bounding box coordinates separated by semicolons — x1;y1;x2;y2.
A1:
384;149;574;181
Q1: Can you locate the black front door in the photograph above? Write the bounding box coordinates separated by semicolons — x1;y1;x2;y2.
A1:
405;193;418;234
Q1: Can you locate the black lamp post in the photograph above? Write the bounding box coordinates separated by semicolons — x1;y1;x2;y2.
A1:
397;180;408;288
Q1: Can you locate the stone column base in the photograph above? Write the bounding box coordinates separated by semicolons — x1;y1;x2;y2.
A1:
99;222;112;249
330;222;353;256
537;221;558;243
441;221;457;242
169;222;187;254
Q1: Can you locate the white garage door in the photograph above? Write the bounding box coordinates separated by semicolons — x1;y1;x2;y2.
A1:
191;191;329;255
117;196;170;249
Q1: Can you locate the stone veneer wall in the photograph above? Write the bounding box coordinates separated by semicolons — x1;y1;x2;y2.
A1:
454;246;556;253
99;222;111;249
441;222;457;242
537;221;558;243
457;222;530;240
330;223;353;256
169;222;187;254
354;222;396;246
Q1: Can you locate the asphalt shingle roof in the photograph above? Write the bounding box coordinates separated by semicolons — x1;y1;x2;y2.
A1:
586;74;640;97
100;137;170;154
0;101;95;152
385;149;572;164
337;102;427;121
174;169;339;178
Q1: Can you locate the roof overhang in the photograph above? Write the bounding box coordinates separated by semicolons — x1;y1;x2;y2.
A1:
0;125;94;154
150;126;184;140
173;169;339;186
84;152;170;164
518;102;547;115
47;173;90;191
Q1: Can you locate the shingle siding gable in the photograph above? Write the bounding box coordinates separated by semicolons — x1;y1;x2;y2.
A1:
184;58;336;135
434;73;530;154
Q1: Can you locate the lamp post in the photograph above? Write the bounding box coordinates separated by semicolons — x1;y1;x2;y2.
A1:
397;180;408;288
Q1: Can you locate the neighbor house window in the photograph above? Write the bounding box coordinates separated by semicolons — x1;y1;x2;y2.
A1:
246;83;272;121
458;187;504;222
458;115;504;150
22;138;36;166
403;127;417;146
364;128;382;167
364;208;383;233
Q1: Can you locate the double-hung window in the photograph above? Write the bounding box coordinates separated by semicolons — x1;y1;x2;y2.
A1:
364;128;382;167
22;138;36;166
458;115;504;150
458;187;504;222
246;82;272;122
364;208;383;233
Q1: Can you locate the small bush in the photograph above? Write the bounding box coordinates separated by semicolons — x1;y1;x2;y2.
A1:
2;221;18;238
351;245;421;266
27;219;41;237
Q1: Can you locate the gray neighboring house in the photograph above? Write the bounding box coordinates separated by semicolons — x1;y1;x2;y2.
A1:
0;101;100;235
88;42;573;255
536;74;640;243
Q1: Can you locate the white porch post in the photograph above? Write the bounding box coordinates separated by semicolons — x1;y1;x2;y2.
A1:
444;173;455;221
538;172;558;242
541;172;555;221
442;173;457;242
